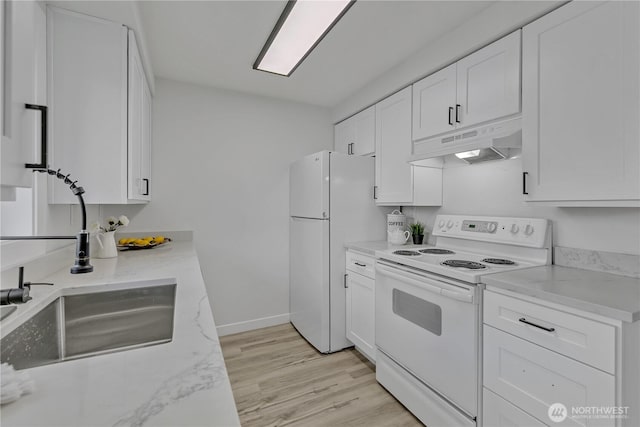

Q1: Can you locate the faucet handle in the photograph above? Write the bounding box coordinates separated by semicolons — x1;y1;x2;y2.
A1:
0;267;54;306
17;266;54;290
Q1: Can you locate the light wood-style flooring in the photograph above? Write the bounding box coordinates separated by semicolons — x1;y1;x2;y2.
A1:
219;323;422;427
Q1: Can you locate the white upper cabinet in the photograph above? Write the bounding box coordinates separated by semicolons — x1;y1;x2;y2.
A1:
376;88;413;205
456;31;521;129
334;106;375;156
127;30;152;202
522;1;639;206
412;64;457;140
375;87;442;206
412;30;521;141
1;0;46;196
47;7;152;204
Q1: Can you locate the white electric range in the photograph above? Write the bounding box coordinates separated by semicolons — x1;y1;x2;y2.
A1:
374;215;551;427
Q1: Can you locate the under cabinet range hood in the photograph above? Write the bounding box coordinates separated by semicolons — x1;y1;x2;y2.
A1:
410;116;522;165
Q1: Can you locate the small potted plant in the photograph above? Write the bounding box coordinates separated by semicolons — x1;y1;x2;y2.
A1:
409;222;425;245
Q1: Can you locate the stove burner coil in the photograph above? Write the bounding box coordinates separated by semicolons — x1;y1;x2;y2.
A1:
482;258;516;265
419;248;455;255
393;250;422;256
441;260;487;269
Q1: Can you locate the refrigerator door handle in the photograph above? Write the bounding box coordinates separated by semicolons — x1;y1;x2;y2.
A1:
344;273;348;288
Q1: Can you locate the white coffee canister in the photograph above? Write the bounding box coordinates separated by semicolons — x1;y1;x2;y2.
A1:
387;209;406;242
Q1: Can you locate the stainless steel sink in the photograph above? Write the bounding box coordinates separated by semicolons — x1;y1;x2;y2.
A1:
1;282;176;370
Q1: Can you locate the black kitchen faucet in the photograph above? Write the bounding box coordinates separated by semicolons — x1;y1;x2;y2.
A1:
0;168;93;305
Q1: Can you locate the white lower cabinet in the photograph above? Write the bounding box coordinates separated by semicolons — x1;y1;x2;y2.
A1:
345;250;375;361
484;325;615;426
482;289;624;427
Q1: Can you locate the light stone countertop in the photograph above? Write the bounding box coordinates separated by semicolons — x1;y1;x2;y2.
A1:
0;240;240;427
482;265;640;323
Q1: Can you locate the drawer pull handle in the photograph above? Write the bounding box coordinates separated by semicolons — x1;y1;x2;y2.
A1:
519;317;555;332
354;262;366;267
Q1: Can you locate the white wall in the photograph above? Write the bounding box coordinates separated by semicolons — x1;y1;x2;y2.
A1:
104;78;333;332
404;158;640;256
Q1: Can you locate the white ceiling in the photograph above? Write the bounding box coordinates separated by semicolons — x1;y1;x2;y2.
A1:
48;1;496;108
138;0;494;107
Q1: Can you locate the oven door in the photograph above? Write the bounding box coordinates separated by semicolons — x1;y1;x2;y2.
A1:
375;260;479;417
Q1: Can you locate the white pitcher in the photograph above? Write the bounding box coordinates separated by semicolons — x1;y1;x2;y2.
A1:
95;231;118;258
387;229;410;245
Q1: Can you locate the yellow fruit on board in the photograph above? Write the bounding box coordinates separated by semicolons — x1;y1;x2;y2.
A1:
154;236;165;244
134;239;148;247
118;238;128;245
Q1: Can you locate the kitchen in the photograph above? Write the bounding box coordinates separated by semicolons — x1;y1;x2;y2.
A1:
1;0;639;426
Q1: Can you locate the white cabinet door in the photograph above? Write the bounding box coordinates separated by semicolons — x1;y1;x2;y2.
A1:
334;118;353;155
334;106;375;156
352;106;375;155
345;270;375;361
412;64;456;141
522;0;640;205
375;87;413;205
1;0;45;194
47;7;128;204
376;87;442;206
140;77;152;200
48;8;152;204
127;30;151;201
456;30;521;129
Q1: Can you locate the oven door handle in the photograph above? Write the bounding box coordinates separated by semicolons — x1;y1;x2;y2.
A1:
377;264;443;295
441;289;473;303
376;263;474;303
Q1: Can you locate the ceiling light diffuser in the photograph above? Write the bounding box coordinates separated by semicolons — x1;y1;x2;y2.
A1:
253;0;355;77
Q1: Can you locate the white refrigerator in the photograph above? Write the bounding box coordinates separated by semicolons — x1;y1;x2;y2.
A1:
289;151;387;353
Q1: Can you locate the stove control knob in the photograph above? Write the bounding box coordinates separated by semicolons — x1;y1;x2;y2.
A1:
446;220;454;229
438;220;446;228
524;224;535;236
487;222;497;233
510;224;520;234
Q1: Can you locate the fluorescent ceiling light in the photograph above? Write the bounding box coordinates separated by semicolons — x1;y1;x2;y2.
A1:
254;0;355;77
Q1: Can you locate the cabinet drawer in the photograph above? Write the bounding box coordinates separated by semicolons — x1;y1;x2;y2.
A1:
346;251;375;279
484;326;615;426
483;388;546;427
484;290;615;374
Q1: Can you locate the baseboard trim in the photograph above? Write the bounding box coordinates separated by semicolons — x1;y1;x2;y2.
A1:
216;313;290;336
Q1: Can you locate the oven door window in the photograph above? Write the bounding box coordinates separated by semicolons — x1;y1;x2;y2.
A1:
392;288;442;336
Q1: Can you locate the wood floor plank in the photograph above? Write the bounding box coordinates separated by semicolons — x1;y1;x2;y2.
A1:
220;323;423;427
